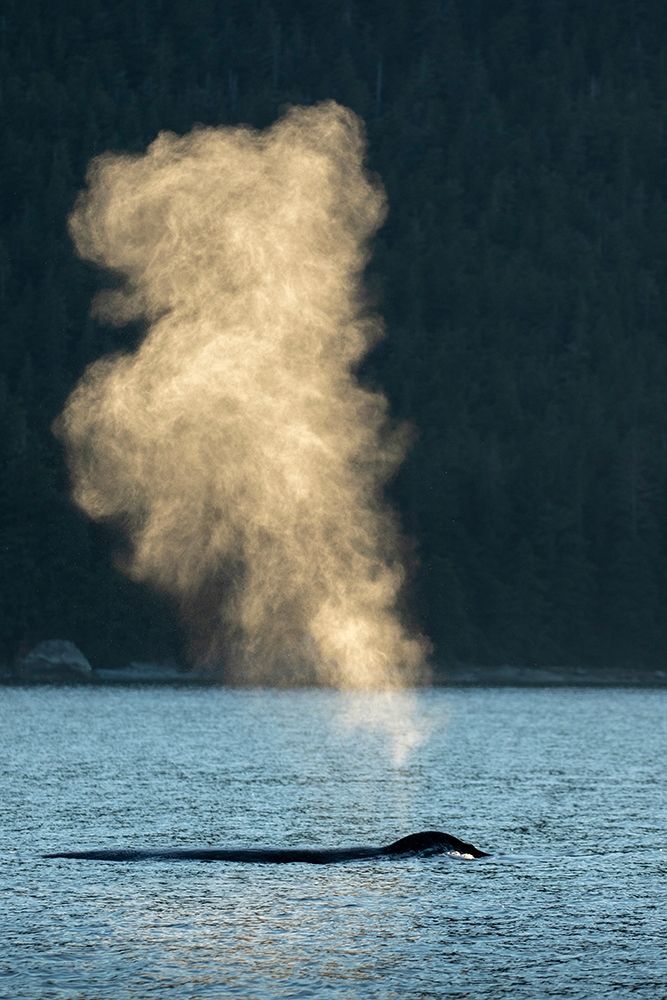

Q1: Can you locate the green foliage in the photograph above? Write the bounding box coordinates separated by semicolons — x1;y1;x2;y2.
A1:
2;0;667;671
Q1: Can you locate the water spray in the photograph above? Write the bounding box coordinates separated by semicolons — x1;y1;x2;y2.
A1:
55;102;430;690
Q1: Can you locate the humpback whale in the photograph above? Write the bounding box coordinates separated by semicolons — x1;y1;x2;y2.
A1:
44;830;489;864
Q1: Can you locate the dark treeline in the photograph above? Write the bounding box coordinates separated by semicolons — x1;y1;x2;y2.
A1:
2;0;667;671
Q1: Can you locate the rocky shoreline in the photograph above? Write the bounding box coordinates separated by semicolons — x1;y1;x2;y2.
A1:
2;640;665;688
439;663;667;688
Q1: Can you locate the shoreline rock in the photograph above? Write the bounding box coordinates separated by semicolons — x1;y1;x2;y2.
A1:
2;643;666;687
17;640;93;682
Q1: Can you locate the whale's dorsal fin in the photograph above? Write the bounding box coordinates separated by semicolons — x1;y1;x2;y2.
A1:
382;830;489;858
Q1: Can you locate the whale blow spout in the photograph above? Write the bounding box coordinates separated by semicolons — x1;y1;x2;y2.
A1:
54;102;430;690
43;830;489;864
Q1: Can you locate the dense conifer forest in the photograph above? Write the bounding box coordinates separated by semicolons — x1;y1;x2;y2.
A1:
3;0;667;673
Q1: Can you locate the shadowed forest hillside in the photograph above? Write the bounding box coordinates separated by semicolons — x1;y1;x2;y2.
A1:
2;0;667;672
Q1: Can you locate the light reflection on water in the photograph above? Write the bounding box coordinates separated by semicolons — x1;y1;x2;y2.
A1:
1;686;665;997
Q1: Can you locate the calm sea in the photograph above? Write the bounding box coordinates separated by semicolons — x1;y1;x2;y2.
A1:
1;686;665;998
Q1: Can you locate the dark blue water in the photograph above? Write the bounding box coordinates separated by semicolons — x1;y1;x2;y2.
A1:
1;687;665;997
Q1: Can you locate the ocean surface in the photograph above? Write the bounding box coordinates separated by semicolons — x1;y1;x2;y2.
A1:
1;685;665;998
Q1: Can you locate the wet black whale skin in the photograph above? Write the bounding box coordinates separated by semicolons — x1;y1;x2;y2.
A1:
44;830;489;863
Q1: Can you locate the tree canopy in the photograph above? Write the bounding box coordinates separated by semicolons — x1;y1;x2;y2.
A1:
2;0;667;672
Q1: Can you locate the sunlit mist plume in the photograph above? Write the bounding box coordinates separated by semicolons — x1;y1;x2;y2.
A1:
55;101;431;688
335;691;434;767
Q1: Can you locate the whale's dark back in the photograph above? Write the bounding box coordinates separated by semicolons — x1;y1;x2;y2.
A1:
382;831;490;859
44;830;489;864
